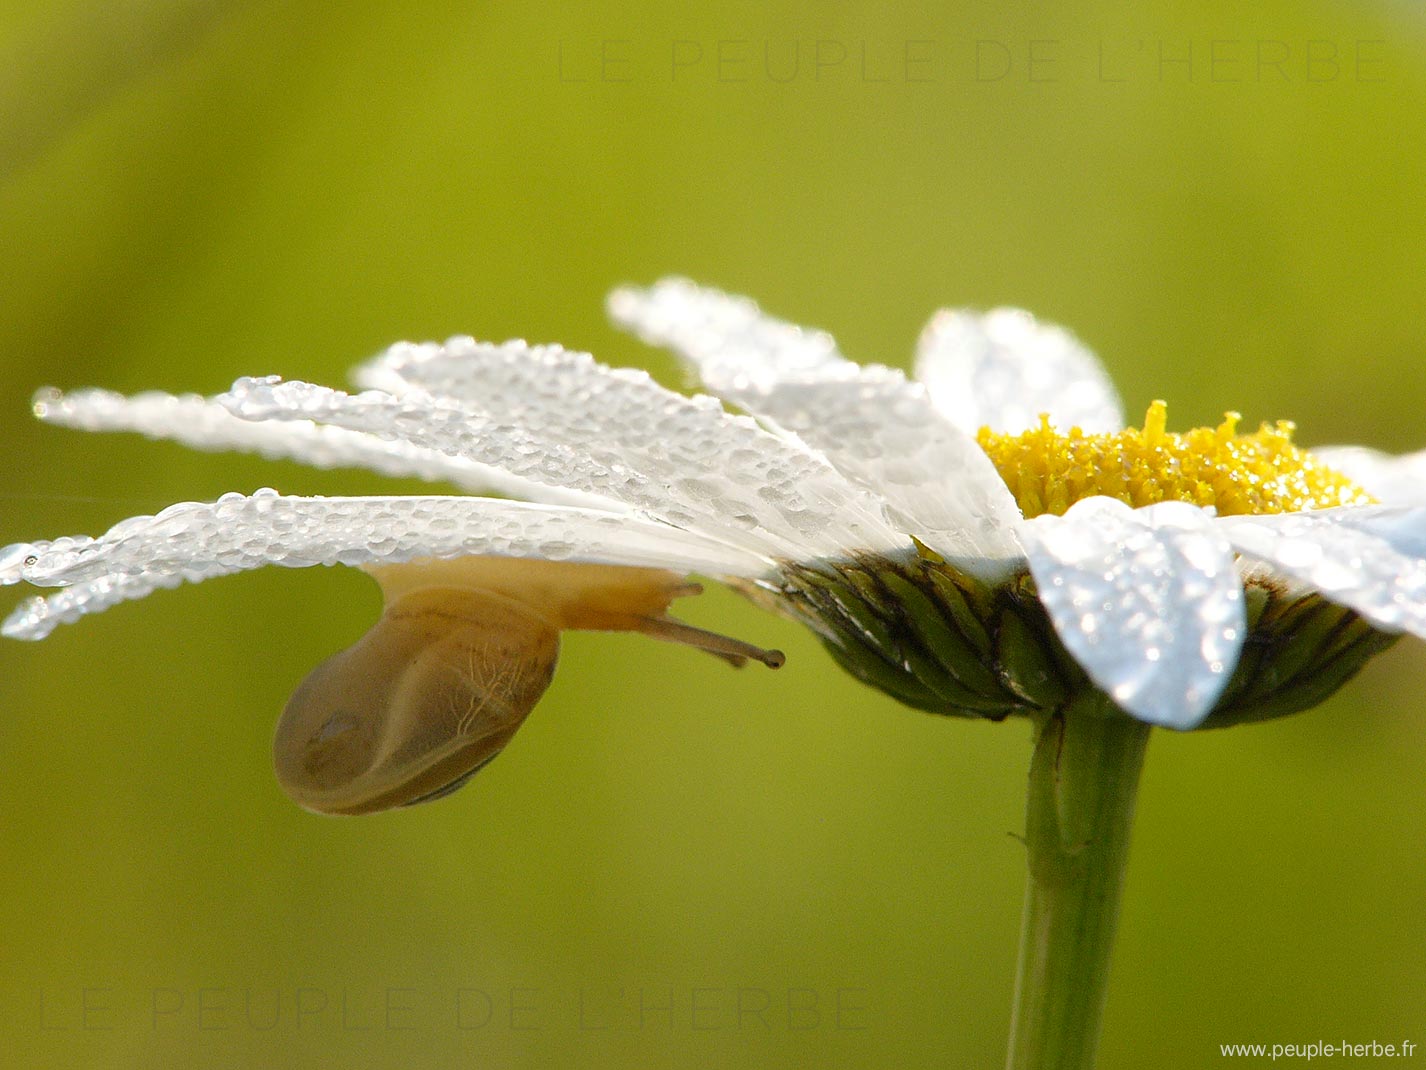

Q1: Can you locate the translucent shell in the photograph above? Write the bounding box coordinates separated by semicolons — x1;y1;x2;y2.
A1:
274;585;559;816
272;556;784;815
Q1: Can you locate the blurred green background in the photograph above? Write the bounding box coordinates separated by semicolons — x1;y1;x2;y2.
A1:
2;2;1423;1067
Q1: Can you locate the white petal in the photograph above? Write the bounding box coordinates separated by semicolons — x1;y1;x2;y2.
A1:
1216;506;1426;638
706;368;1025;566
608;277;847;390
914;308;1124;434
4;574;174;641
1023;498;1246;729
31;387;617;510
1;492;773;637
1308;445;1426;506
608;279;1024;567
222;368;908;561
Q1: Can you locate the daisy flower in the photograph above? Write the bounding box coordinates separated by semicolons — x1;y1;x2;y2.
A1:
4;278;1425;815
611;281;1426;732
5;278;1423;1069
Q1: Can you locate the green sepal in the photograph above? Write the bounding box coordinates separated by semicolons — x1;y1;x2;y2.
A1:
879;571;1004;698
995;591;1071;710
758;556;1397;732
926;568;995;658
819;634;958;715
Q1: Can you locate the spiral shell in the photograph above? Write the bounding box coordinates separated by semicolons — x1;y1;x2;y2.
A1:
274;586;558;815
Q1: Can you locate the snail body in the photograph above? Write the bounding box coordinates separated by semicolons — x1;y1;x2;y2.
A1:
274;557;783;816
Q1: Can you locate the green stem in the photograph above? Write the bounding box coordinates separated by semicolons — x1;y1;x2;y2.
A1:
1006;695;1152;1070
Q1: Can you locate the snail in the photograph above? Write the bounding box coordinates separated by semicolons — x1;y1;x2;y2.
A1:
274;557;783;815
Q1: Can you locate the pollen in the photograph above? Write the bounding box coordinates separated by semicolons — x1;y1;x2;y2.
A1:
976;401;1375;519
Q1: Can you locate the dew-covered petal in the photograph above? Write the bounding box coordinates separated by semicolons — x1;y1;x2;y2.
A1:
914;308;1124;435
1023;498;1245;729
30;387;617;510
608;276;847;390
1307;445;1426;506
1216;506;1426;638
4;574;174;640
698;367;1026;566
221;371;907;561
1;491;774;638
607;279;1023;566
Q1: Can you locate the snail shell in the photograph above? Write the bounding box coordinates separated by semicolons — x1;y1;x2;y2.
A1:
274;586;558;816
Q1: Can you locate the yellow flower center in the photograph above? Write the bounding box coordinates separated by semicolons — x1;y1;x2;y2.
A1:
976;401;1374;519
